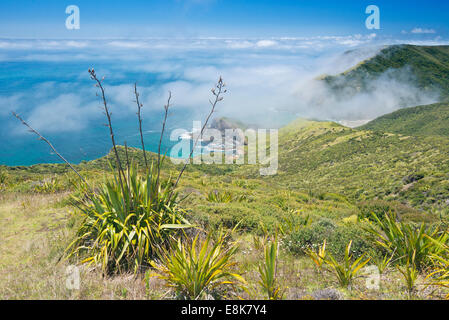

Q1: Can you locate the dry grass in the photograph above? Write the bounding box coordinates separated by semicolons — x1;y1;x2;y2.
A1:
1;189;448;300
0;192;167;299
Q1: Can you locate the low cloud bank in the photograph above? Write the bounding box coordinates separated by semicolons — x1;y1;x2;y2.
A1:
0;36;446;134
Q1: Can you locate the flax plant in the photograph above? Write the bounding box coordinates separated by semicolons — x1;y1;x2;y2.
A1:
258;236;284;300
397;254;419;298
305;240;327;270
324;240;370;288
150;230;245;299
206;190;233;203
366;211;447;270
66;163;191;273
425;235;449;299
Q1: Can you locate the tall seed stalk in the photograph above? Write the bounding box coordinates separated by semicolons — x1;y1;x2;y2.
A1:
169;77;226;201
11;112;91;190
133;84;172;195
134;82;149;171
157;91;171;192
88;68;127;204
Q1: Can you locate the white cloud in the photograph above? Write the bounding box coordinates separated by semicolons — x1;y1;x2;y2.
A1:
0;35;447;64
106;84;135;112
225;40;253;49
0;94;23;116
411;28;436;34
107;41;150;49
2;35;448;136
256;40;278;48
0;35;386;59
22;94;99;133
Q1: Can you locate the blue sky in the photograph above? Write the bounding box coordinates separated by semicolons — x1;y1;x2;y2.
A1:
0;0;448;38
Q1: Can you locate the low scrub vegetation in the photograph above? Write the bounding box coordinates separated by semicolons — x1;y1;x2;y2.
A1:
283;218;378;260
0;169;7;185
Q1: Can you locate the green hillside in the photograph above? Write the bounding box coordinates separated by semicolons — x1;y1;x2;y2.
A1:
248;118;449;211
323;45;449;99
359;102;449;137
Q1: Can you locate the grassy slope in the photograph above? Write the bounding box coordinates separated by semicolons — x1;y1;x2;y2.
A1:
0;192;160;299
323;45;449;98
255;118;449;211
359;102;449;137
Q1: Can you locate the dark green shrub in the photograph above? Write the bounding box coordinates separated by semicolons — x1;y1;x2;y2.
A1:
402;172;425;184
283;218;381;260
191;204;281;234
0;169;7;184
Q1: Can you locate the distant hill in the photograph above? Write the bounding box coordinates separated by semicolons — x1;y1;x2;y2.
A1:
210;117;253;131
359;102;449;137
322;45;449;99
240;118;449;210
